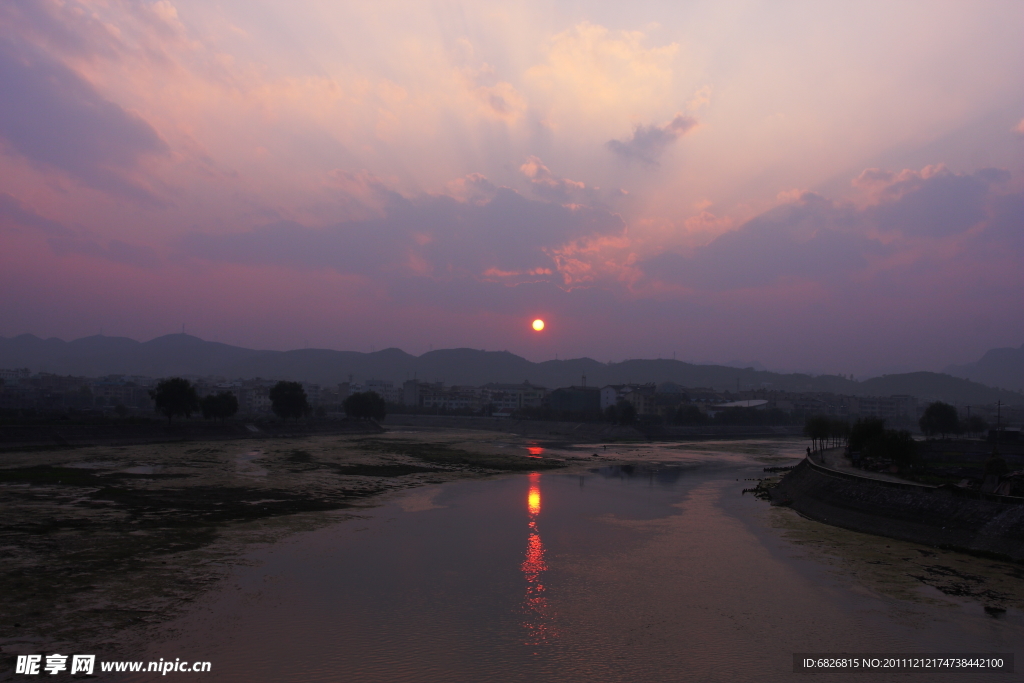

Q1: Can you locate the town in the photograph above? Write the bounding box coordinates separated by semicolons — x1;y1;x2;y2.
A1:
2;366;1019;433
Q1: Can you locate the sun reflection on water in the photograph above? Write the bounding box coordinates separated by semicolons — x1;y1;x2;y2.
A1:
521;472;554;647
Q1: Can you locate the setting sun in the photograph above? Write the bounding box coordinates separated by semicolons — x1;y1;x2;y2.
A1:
532;319;545;332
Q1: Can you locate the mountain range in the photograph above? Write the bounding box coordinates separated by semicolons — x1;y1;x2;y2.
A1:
2;333;1022;406
945;343;1024;393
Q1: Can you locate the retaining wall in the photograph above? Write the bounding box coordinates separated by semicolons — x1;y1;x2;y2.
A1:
772;458;1024;561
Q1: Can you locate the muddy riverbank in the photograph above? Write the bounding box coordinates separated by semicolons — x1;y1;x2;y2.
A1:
0;429;576;664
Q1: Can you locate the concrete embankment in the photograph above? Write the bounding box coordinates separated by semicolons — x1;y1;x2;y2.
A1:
772;457;1024;561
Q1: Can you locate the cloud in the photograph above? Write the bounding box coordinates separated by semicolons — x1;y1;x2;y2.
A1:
179;179;625;280
0;36;168;202
0;192;68;235
606;114;697;165
519;156;587;203
640;165;1021;295
643;193;882;290
0;192;160;268
859;165;1009;236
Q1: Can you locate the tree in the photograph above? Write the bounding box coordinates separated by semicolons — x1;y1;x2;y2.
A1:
673;404;707;426
149;378;200;423
829;419;850;448
615;400;636;426
343;391;386;420
803;415;831;451
919;401;959;438
201;391;239;420
866;429;917;468
963;414;989;438
849;417;886;453
270;381;310;420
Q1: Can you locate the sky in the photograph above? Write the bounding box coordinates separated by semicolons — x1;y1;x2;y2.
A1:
1;0;1022;376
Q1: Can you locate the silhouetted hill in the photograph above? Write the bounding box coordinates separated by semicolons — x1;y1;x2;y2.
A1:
1;334;1022;405
945;343;1024;392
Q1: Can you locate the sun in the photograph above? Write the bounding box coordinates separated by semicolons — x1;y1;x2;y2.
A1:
532;319;545;332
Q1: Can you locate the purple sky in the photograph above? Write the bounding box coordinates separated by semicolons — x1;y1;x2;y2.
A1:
1;0;1022;376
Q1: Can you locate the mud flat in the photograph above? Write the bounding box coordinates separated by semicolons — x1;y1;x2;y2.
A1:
0;429;574;665
772;457;1024;561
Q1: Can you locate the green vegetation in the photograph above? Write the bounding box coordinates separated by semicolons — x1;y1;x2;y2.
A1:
201;391;239;420
270;381;310;420
604;401;636;425
919;401;960;437
963;414;989;437
148;378;199;423
804;415;850;450
344;391;387;421
848;417;917;469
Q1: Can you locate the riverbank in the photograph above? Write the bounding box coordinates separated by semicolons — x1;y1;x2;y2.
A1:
383;413;803;440
0;429;581;665
771;455;1024;561
0;418;384;451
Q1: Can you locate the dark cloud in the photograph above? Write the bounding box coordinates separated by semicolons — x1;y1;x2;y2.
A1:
0;192;69;235
179;183;625;277
606;114;696;165
0;36;167;202
980;190;1024;254
0;192;159;268
643;166;1020;293
868;168;1003;237
644;194;884;290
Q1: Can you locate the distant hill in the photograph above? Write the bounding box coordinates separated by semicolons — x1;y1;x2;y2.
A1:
945;343;1024;392
1;333;1022;406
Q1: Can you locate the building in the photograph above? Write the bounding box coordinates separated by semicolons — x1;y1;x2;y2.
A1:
850;394;918;420
363;379;402;404
480;382;547;412
600;383;657;415
548;386;601;414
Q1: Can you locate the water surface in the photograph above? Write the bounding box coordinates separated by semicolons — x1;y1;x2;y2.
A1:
134;444;1020;682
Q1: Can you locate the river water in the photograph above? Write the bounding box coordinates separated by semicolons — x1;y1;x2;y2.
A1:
129;441;1021;682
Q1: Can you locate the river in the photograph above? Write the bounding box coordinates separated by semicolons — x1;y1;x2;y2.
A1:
125;440;1021;682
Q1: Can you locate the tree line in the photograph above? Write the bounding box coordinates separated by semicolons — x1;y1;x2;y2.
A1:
148;378;387;422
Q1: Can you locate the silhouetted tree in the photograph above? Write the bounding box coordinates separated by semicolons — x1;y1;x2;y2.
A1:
149;378;200;423
270;381;310;420
829;419;850;448
963;415;988;438
673;404;707;425
919;401;959;438
343;391;386;420
866;429;917;468
849;417;886;453
615;400;636;426
803;415;831;451
201;391;239;420
604;404;618;423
